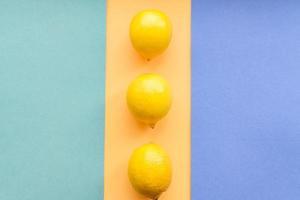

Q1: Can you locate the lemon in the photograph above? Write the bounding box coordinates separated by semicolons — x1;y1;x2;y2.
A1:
130;10;172;60
127;73;172;128
128;143;172;199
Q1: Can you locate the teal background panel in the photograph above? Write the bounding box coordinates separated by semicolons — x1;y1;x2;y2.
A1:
0;1;106;200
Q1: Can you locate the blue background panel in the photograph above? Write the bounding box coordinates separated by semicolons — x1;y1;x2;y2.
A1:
192;1;300;199
0;1;106;200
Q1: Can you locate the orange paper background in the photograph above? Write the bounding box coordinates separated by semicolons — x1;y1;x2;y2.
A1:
104;0;191;199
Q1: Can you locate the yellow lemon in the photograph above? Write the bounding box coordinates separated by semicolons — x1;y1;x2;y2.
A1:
128;143;172;199
130;10;172;60
127;73;172;128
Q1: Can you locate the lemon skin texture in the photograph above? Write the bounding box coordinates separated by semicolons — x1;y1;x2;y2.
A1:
130;10;172;60
128;143;172;199
127;73;172;127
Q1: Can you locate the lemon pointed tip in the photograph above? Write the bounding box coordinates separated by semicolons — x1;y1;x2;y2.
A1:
149;123;156;129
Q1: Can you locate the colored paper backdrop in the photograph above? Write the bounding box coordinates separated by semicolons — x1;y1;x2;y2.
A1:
2;0;300;200
0;1;106;199
192;1;300;199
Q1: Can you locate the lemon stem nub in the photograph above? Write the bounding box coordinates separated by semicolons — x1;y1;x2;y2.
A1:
150;123;156;129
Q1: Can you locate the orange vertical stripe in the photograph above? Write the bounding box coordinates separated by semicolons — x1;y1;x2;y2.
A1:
104;0;191;199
